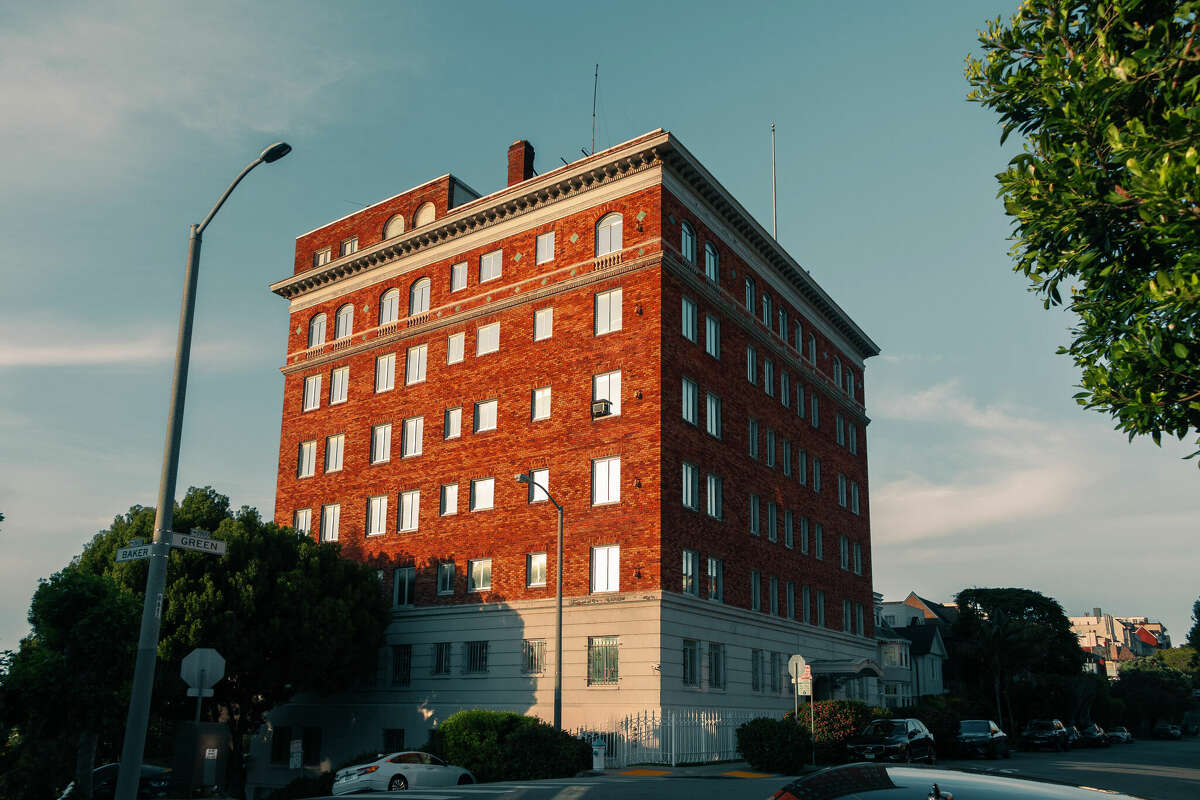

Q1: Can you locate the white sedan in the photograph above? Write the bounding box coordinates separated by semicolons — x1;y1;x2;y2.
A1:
331;751;475;794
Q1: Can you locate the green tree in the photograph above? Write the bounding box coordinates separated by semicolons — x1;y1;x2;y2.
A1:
1113;657;1193;731
0;569;140;800
1155;645;1199;687
1188;596;1200;649
965;0;1200;461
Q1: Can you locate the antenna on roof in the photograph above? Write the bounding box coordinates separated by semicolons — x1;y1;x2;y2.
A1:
770;123;777;239
591;64;599;156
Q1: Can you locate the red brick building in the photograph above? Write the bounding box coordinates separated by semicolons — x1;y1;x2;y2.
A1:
256;129;880;780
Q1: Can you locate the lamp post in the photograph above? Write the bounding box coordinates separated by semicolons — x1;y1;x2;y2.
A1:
115;142;291;800
515;471;564;730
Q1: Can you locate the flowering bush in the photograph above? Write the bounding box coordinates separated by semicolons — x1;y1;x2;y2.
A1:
786;700;890;763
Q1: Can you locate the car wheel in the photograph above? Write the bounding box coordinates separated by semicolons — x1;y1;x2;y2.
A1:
388;774;408;791
457;774;473;785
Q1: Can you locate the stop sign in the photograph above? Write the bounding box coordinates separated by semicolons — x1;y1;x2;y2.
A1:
181;648;225;689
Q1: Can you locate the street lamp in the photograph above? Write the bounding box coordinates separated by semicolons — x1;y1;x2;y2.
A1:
115;142;291;800
515;471;564;730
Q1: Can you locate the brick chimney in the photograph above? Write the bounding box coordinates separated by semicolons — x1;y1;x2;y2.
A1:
507;140;535;186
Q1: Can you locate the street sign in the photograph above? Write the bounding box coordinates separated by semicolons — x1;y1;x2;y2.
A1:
116;544;153;562
787;654;807;680
182;648;225;689
796;678;813;696
289;739;302;769
171;532;227;556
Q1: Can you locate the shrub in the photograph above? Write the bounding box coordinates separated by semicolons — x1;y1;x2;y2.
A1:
788;700;880;763
434;709;588;783
736;717;812;773
909;696;972;757
506;723;592;779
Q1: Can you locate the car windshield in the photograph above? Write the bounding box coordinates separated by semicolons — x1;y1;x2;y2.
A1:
1029;721;1055;731
862;720;904;737
960;720;990;733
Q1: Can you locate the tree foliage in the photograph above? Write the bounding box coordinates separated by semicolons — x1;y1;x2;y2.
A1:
966;0;1200;461
1113;656;1193;729
1189;595;1200;649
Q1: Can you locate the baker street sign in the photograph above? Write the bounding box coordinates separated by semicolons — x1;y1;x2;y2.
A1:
115;529;227;562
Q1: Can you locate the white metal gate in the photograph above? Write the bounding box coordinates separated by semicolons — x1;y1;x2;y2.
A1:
573;708;771;768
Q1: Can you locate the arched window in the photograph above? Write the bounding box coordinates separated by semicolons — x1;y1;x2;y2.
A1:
681;222;696;264
383;214;405;240
704;242;719;282
414;202;436;227
744;278;755;312
307;313;326;348
409;277;431;315
379;288;400;325
334;304;354;340
833;357;842;387
596;213;623;256
807;333;817;363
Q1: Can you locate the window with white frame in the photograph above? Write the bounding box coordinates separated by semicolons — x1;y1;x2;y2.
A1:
849;424;858;455
705;315;720;358
802;585;812;623
856;603;866;635
444;407;462;439
766;429;776;467
437;562;455;595
764;358;774;396
706;474;723;519
477;322;500;355
329;366;349;405
536;231;555;264
474;399;498;432
681;297;697;342
469;558;492;592
833;357;842;387
748;418;759;459
341;236;358;256
320;503;340;542
588;636;619;685
682;639;699;686
846;370;856;397
843;599;853;633
480;249;502;282
470;477;494;511
800;516;810;554
400;490;420;531
704;242;719;282
528;468;549;503
335;304;353;340
681;377;697;425
314;247;331;268
782;440;792;477
705;393;722;438
450;261;467;292
534;307;553;341
780;370;790;407
595;213;622;256
851;482;861;515
531;387;551;421
591;544;619;592
682;549;699;596
402;416;423;457
307;313;326;348
808;333;817;362
371;423;392;464
751;570;762;612
744;278;755;312
394;566;415;606
786;582;796;619
746;345;757;384
778;308;787;339
813;458;822;493
798;447;808;485
384;214;405;240
838;474;848;507
681;461;699;510
815;522;824;559
810;392;820;427
293;508;312;536
840;534;850;570
593;370;621;415
767;502;778;542
379;289;400;325
749;494;761;535
527;552;547;587
785;509;794;548
594;287;623;334
405;344;427;385
367;495;387;535
769;576;779;616
325;434;344;473
409;277;430;315
817;590;826;626
297;440;316;478
375;353;395;392
796;384;805;418
591;456;620;505
853;541;863;575
680;221;696;263
837;414;845;446
440;483;458;516
761;294;771;326
447;332;465;365
707;557;724;601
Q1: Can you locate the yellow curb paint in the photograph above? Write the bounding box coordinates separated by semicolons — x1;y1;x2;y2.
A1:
723;770;773;778
620;769;673;776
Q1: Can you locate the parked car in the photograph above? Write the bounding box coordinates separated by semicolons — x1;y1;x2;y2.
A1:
1152;722;1183;740
1079;724;1111;747
845;718;936;765
1107;726;1134;744
58;764;172;799
1064;725;1081;748
1022;719;1069;751
331;751;475;794
955;719;1010;759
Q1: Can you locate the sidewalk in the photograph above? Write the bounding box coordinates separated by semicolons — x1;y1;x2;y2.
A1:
580;761;817;780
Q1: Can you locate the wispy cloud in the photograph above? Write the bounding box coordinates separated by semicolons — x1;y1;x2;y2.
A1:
0;320;270;368
874;378;1038;433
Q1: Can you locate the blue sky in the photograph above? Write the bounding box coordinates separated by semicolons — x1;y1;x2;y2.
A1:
2;0;1196;652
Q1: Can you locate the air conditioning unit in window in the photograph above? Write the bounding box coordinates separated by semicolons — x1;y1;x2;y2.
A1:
591;399;612;418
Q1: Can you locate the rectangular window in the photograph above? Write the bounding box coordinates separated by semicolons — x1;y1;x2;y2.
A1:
393;566;415;606
527;553;547;587
836;414;846;446
708;642;725;688
437;562;455;595
399;490;420;531
594;287;623;334
371;423;392;464
796;384;805;418
761;294;772;326
341;236;358;256
785;510;794;549
778;308;787;339
474;399;498;432
769;576;779;616
391;644;412;686
433;642;452;674
470;477;495;511
780;370;790;407
844;599;853;633
447;332;465;365
592;456;620;504
840;534;850;570
817;590;827;627
764;359;774;396
405;344;427;385
766;430;776;467
468;558;492;592
770;652;783;693
706;557;724;602
856;603;866;636
303;374;321;411
593;370;622;416
320;503;340;542
746;345;757;384
681;377;698;425
531;387;551;421
813;458;822;493
751;649;763;692
810;393;820;427
591;544;620;592
853;542;863;575
815;523;824;560
767;502;778;542
706;474;723;519
293;508;312;536
536;231;555;264
444;407;462;440
744;278;755;312
314;247;331;267
376;353;395;392
802;585;811;623
477;322;500;356
587;636;619;685
329;366;349;404
782;440;792;477
520;467;548;504
704;315;720;358
297;440;316;478
681;297;697;342
838;474;848;507
751;570;761;611
851;483;861;515
402;416;423;457
849;424;858;455
523;639;547;673
798;448;808;485
748;418;759;459
450;261;467;292
705;393;722;438
681;462;699;510
800;516;810;554
682;549;699;596
367;495;387;536
786;582;795;619
534;307;553;341
480;249;502;282
748;494;761;535
682;639;699;687
440;483;458;516
465;641;489;673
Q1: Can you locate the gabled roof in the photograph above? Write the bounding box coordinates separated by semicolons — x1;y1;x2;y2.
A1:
896;624;947;658
903;592;959;627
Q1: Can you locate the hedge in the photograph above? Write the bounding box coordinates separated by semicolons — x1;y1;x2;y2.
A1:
786;700;892;763
736;717;812;773
425;709;590;783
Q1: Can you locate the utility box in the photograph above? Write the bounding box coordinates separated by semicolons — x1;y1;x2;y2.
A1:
171;721;230;792
591;737;606;770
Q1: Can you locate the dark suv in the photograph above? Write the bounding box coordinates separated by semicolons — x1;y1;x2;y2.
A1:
846;718;937;764
1022;719;1069;752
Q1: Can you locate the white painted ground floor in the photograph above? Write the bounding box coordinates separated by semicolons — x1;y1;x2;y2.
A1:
246;591;879;797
